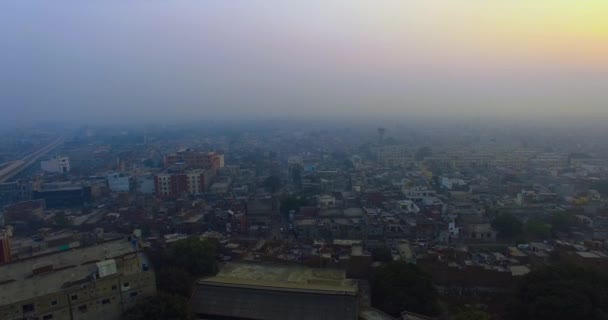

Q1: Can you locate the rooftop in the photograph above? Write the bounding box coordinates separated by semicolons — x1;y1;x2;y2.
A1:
198;262;358;295
0;239;138;306
576;251;602;259
509;265;531;276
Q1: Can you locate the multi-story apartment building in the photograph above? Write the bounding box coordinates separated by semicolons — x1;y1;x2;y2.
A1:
154;168;214;198
106;173;132;193
0;239;156;320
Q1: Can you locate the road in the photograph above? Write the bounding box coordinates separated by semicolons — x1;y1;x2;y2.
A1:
0;136;65;182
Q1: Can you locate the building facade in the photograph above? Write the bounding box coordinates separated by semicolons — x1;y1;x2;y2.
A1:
0;239;156;320
154;169;214;198
106;173;132;193
0;232;10;265
191;262;359;320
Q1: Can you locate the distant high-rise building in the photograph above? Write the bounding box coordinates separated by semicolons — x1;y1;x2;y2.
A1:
377;127;386;144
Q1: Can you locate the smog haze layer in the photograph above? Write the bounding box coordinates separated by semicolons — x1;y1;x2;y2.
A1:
1;0;607;126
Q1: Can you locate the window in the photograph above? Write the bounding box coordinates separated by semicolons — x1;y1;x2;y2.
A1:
51;300;58;306
71;294;78;301
78;305;87;313
43;314;54;320
102;299;111;305
129;292;138;298
22;304;35;313
111;285;117;290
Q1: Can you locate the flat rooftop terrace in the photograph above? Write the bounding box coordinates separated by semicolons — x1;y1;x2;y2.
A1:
198;262;358;295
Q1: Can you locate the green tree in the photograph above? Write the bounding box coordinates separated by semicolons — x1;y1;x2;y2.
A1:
591;181;608;196
280;195;308;217
371;261;439;317
168;237;218;277
524;218;551;239
550;212;575;234
156;267;194;297
121;293;192;320
491;213;523;238
454;310;492;320
507;264;608;320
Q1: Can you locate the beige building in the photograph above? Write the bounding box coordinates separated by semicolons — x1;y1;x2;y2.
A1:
0;239;156;320
192;262;359;320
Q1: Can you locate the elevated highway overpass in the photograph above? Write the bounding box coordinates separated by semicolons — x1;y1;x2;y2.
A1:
0;136;65;183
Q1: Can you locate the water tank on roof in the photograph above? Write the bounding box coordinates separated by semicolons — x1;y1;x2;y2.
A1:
96;259;117;278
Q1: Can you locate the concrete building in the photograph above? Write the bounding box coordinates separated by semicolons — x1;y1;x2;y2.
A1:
0;180;32;208
318;194;337;208
154;169;214;198
2;199;46;224
0;238;156;320
0;231;10;265
440;177;467;190
210;181;231;194
191;262;359;320
135;175;155;194
32;182;91;209
106;173;131;193
395;200;421;214
41;156;70;174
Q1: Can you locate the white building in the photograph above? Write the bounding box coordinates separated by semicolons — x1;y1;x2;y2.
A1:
107;173;131;192
441;177;467;190
40;156;70;173
318;195;336;208
402;186;436;200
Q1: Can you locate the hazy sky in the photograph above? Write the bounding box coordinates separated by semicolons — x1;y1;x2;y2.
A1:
1;0;607;125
